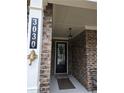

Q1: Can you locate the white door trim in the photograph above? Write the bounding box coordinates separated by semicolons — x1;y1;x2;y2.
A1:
54;41;68;75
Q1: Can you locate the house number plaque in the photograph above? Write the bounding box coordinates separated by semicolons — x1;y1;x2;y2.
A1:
30;18;39;49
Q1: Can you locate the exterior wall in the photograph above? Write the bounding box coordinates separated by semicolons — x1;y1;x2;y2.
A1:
71;30;97;91
71;32;87;88
40;4;53;93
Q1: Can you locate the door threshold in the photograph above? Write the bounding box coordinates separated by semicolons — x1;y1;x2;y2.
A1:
54;74;69;79
55;73;68;74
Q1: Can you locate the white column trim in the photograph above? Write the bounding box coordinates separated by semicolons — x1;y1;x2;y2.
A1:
27;0;43;93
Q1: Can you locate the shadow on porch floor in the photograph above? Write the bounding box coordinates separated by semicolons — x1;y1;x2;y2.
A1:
50;75;97;93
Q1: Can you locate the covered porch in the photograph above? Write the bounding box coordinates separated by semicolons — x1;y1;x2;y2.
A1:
49;3;97;93
40;0;97;93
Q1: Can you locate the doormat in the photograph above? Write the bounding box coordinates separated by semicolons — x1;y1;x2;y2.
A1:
57;78;75;90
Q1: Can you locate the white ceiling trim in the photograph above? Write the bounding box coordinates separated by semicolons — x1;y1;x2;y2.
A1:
52;37;69;40
85;25;97;30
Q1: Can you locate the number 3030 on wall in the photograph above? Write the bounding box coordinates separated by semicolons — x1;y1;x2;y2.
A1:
30;18;38;49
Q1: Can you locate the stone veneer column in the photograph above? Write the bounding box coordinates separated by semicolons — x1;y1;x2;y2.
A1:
85;30;97;90
40;4;53;93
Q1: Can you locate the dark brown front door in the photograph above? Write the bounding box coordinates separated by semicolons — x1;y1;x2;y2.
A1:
56;42;67;73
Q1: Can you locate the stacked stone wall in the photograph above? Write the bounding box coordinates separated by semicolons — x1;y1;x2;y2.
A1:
71;30;97;91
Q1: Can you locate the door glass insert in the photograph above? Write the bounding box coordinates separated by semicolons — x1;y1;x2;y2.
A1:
57;44;65;65
56;42;67;73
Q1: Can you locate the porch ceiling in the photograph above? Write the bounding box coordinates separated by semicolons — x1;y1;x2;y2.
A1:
52;3;97;38
44;0;97;10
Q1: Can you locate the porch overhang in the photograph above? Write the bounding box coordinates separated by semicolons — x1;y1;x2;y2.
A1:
43;0;97;10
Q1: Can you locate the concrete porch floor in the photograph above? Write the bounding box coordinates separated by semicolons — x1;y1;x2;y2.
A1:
50;75;97;93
